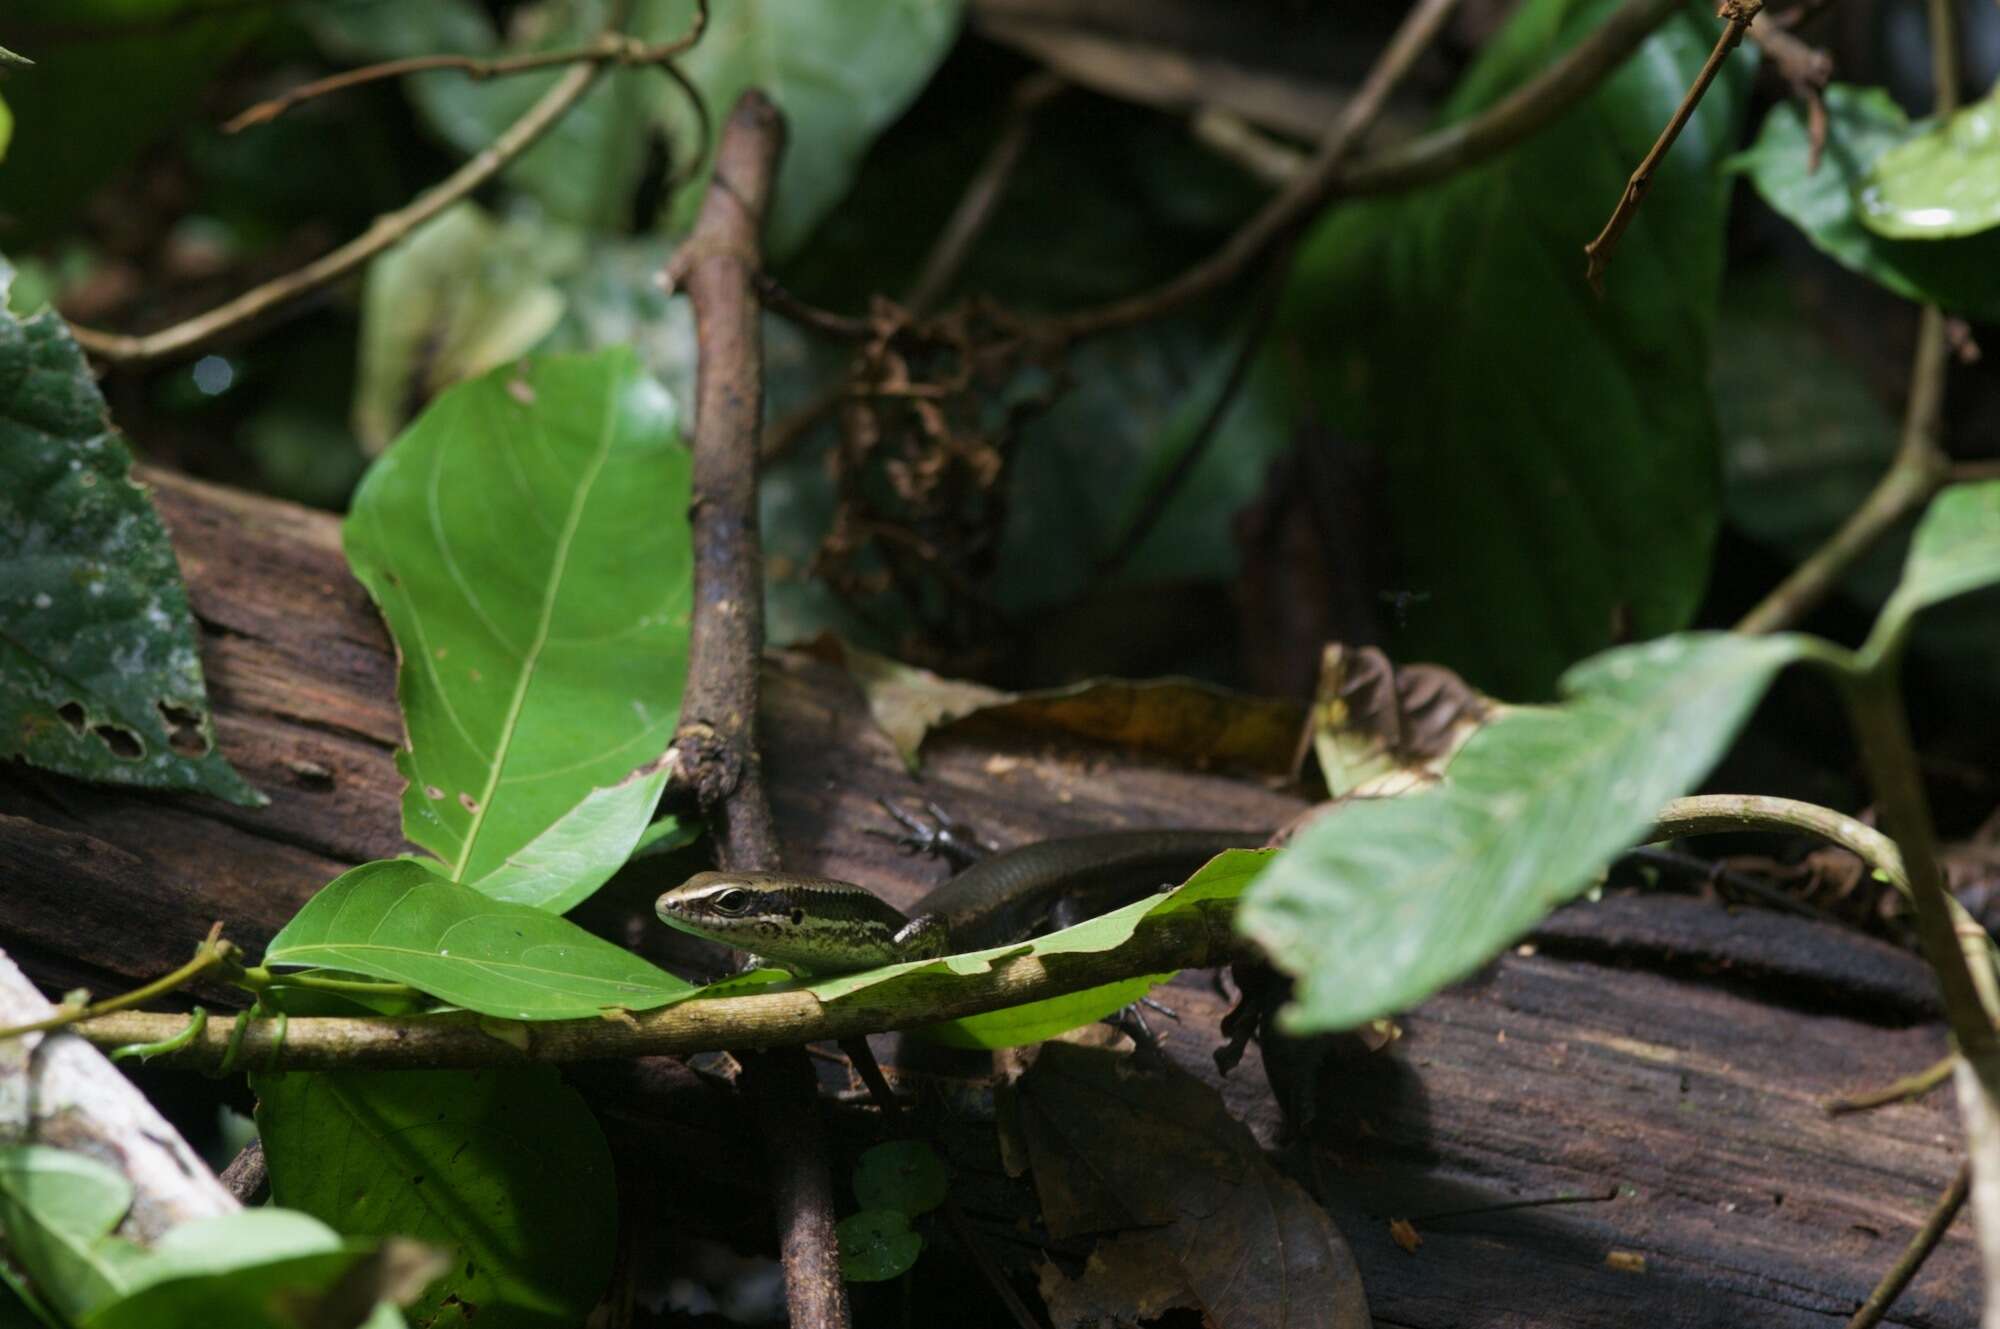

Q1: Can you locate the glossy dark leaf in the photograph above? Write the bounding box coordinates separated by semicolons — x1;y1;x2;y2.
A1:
1274;0;1751;697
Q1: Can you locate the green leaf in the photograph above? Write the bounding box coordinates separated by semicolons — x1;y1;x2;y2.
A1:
1274;0;1750;698
0;271;262;805
1858;89;2000;239
404;0;962;253
653;0;965;257
265;859;695;1020
1870;481;2000;655
84;1210;411;1329
0;94;12;165
852;1142;947;1218
1733;84;2000;318
342;348;691;906
791;849;1271;1049
0;1147;141;1321
835;1210;921;1283
353;204;567;454
1239;633;1811;1032
256;1067;616;1329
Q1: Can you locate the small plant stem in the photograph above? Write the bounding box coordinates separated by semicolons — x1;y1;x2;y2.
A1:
1583;0;1759;292
1651;792;2000;1015
1736;308;1951;635
109;1007;208;1063
1845;1162;1968;1329
237;968;423;1000
1841;667;1998;1055
1824;1053;1956;1115
1927;0;1960;115
0;926;234;1042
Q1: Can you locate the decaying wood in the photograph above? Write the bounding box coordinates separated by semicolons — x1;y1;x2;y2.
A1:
0;469;1974;1325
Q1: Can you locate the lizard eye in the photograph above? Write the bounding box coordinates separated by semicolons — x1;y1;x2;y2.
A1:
709;887;754;916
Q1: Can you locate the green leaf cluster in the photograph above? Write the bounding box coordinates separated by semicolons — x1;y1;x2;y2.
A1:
837;1142;948;1283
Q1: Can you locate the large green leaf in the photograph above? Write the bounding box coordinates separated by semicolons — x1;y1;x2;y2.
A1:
265;859;695;1019
255;1067;615;1329
1238;633;1811;1032
402;0;962;253
1733;84;2000;319
1858;87;2000;239
0;264;260;804
343;349;691;907
0;1147;142;1322
1274;0;1750;698
1869;480;2000;655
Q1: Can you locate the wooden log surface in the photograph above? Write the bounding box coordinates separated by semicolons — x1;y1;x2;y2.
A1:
0;468;1975;1326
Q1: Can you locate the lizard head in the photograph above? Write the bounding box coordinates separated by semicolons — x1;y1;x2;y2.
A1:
655;870;922;976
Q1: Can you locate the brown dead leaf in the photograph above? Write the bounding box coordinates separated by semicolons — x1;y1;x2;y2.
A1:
1305;643;1495;797
1018;1043;1369;1328
804;635;1303;774
1605;1249;1647;1274
1388;1218;1422;1254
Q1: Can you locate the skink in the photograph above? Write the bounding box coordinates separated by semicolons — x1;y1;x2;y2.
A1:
654;828;1267;976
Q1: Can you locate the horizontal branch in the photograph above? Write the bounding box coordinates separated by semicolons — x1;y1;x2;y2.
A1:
75;906;1241;1072
223;11;706;133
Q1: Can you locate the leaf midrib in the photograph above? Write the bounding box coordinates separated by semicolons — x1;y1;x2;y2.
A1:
451;372;623;882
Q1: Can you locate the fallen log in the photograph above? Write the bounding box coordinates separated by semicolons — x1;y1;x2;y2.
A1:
0;467;1972;1326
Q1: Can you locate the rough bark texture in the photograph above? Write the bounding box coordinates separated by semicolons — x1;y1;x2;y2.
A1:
0;468;1974;1327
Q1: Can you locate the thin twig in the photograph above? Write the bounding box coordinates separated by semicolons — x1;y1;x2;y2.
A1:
1409;1186;1622;1224
1583;0;1760;292
0;924;233;1041
1043;0;1464;343
1824;1054;1956;1115
666;90;849;1329
74;907;1244;1070
1844;1162;1969;1329
65;1;703;368
905;72;1064;315
941;1197;1042;1329
1735;282;1951;635
222;4;708;134
1747;13;1832;171
1926;0;1960;116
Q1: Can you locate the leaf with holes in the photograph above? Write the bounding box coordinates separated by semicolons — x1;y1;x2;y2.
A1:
343;348;691;907
1273;0;1751;698
0;262;261;805
1239;633;1814;1032
265;859;695;1019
